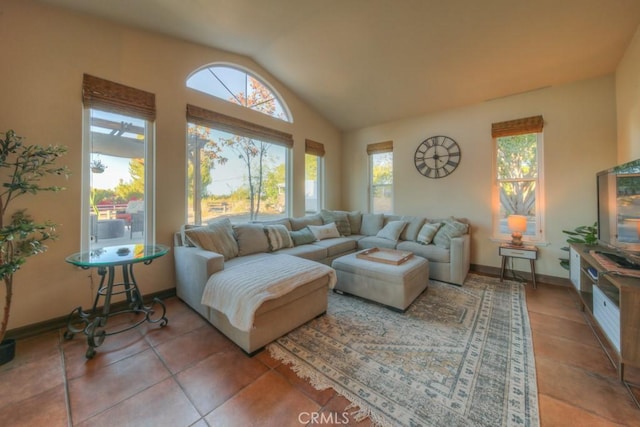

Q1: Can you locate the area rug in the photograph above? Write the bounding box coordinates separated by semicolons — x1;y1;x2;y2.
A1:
267;273;539;427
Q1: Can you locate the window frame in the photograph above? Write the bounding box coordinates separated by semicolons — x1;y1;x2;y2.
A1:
186;63;293;123
185;120;292;225
492;131;545;243
304;153;324;214
369;150;394;214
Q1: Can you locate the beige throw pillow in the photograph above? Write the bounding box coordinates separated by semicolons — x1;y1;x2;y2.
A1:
184;218;238;260
308;223;340;241
264;224;294;251
376;220;408;241
417;222;442;245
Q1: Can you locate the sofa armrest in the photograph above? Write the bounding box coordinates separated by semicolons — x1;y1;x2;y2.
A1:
174;246;224;317
448;233;471;285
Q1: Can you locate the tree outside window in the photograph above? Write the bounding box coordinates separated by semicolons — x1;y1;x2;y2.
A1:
495;133;541;239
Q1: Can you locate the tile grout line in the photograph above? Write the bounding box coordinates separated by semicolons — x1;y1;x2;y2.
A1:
58;329;74;427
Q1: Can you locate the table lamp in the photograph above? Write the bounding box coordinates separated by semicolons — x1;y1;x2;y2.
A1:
507;215;527;246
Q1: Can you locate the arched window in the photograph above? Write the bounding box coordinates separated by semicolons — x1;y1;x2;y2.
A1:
187;64;292;122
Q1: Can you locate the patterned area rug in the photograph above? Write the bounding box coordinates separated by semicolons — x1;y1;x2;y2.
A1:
267;273;539;427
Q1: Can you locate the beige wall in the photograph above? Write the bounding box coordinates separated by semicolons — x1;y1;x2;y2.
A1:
616;25;640;162
0;0;340;330
342;76;617;278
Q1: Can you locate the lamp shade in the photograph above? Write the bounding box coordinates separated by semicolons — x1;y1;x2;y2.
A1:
507;215;528;233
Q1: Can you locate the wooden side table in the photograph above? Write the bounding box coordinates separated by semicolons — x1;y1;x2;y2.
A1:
499;244;538;288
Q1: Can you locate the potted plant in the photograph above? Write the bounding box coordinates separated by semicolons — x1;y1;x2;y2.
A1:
0;130;69;365
559;222;597;270
90;159;106;174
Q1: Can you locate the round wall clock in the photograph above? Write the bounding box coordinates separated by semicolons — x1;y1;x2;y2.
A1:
413;135;461;179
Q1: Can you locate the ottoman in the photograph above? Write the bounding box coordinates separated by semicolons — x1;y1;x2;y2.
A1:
331;250;429;311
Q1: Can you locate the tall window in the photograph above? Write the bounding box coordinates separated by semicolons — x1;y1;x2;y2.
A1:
187;64;292;123
492;115;545;242
305;139;325;213
82;74;155;251
367;141;393;214
186;105;292;225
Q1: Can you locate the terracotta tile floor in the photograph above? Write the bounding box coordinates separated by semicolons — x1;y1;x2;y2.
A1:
1;280;639;426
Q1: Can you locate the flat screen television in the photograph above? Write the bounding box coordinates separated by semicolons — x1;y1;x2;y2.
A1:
597;158;640;267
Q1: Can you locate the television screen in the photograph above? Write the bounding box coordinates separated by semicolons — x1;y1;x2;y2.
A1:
597;159;640;260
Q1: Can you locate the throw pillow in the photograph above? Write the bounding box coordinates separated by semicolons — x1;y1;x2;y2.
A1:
433;218;469;249
264;224;294;251
308;223;340;241
233;223;270;256
376;220;408;241
184;218;239;260
401;215;426;241
289;227;317;246
360;213;384;236
345;211;362;235
417;222;442;245
320;209;352;236
289;213;323;231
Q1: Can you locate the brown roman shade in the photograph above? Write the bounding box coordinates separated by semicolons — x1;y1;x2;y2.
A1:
366;140;393;155
82;74;156;121
186;104;293;148
491;115;544;138
305;139;325;157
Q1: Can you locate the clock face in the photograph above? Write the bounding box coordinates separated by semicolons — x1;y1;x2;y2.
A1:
414;136;461;179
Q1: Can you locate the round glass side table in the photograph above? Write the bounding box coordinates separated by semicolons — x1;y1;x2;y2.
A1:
64;244;169;359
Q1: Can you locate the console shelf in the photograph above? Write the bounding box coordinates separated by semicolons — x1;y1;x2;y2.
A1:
569;243;640;382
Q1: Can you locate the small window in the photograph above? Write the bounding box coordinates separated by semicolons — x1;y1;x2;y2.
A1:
187;64;291;122
305;140;325;213
81;74;155;252
367;141;393;214
492;116;545;242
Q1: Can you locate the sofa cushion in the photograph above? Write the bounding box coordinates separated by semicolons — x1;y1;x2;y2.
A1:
416;222;442;245
344;211;363;235
290;214;323;231
275;244;327;261
311;237;357;257
396;241;451;263
184;218;239;260
360;213;384;236
289;227;317;246
320;209;352;236
308;223;340;240
264;224;294;251
400;216;426;241
233;223;270;256
433;218;469;249
376;220;408;241
357;235;398;250
383;214;402;226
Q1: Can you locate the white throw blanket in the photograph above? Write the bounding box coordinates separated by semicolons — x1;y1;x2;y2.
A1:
201;254;336;331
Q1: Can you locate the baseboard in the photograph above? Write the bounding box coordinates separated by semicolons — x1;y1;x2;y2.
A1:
5;288;177;341
470;264;571;287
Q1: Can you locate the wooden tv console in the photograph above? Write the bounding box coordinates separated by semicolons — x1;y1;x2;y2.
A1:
569;243;640;382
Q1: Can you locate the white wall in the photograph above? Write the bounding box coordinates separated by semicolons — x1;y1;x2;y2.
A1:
616;25;640;162
342;76;617;278
0;0;341;330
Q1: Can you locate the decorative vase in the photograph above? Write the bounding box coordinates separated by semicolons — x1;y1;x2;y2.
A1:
0;338;16;365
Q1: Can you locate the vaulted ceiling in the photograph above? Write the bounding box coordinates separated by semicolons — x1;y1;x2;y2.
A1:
40;0;640;131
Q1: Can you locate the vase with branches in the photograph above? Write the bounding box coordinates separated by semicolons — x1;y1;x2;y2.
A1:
0;129;69;363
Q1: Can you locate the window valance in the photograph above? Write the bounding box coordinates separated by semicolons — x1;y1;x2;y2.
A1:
186;104;293;148
305;139;325;157
82;74;156;121
491;115;543;138
366;140;393;155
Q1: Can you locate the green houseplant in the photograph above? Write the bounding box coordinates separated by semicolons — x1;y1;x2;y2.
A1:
559;222;597;270
0;130;68;364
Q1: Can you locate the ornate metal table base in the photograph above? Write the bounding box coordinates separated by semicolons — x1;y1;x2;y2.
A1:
64;262;168;359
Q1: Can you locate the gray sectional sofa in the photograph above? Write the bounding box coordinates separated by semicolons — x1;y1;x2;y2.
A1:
174;211;470;353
